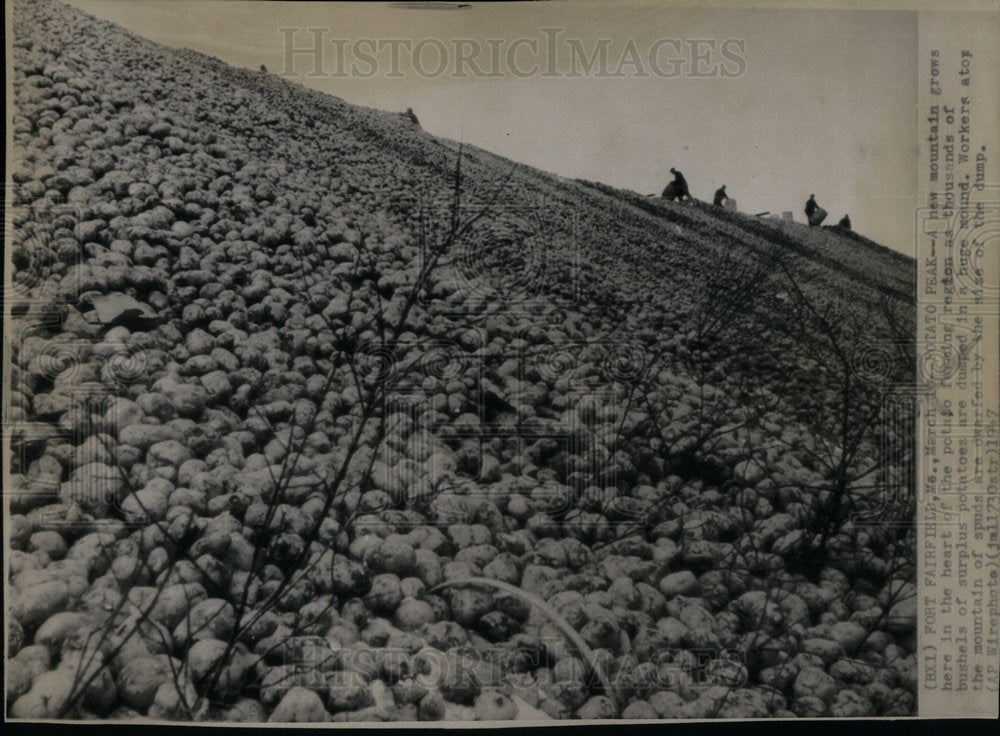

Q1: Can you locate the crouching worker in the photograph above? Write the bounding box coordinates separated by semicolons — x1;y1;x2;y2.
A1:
662;168;692;202
714;185;727;207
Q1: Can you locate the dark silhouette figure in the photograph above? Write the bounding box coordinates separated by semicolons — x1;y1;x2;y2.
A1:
805;194;828;226
714;185;728;207
805;194;818;218
672;168;690;199
838;214;852;230
662;168;691;201
404;107;420;127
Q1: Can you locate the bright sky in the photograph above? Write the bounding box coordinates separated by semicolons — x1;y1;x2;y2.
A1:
67;1;918;255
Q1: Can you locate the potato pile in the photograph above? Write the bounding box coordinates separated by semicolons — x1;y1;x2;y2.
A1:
7;0;916;721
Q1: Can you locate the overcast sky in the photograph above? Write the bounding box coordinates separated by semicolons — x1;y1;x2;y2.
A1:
68;1;918;255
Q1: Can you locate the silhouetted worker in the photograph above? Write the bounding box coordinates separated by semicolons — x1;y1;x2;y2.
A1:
670;168;691;201
838;214;852;230
713;185;727;207
404;107;420;127
805;194;829;226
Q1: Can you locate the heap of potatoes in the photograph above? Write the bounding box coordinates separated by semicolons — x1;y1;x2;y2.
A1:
7;0;916;721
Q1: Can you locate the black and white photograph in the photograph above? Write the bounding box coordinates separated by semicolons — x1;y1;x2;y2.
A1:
5;0;998;726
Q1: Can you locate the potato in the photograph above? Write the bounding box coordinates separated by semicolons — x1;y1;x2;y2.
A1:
448;588;493;627
474;691;517;720
11;669;78;718
364;574;402;614
417;689;445;721
394;597;435;631
268;686;331;722
117;655;180;712
12;580;70;630
147;675;208;721
576;695;617;719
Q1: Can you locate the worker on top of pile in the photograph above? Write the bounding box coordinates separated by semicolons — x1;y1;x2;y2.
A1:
670;168;691;201
838;214;852;230
805;194;830;227
713;185;728;207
